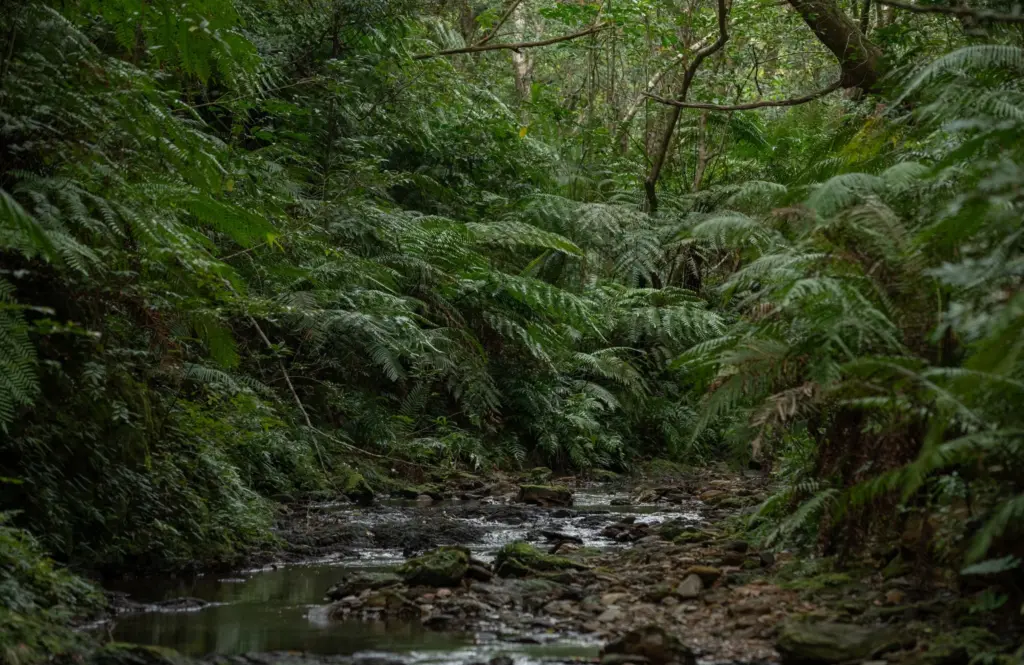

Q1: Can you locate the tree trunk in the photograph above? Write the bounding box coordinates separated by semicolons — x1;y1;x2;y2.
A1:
511;5;533;106
786;0;883;90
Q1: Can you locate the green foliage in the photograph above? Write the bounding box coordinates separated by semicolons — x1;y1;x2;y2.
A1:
0;515;102;664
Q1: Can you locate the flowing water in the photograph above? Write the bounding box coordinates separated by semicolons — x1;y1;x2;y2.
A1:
101;489;702;664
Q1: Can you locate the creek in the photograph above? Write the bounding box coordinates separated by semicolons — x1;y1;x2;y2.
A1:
100;488;702;664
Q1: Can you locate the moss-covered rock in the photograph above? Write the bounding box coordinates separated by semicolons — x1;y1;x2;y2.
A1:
517;484;573;507
337;466;374;505
684;565;722;586
528;467;553;482
398;546;469;587
672;530;712;544
776;621;898;664
494;541;587;578
325;571;403;600
657;519;696;541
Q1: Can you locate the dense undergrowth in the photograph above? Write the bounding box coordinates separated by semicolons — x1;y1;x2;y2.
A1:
1;0;1023;653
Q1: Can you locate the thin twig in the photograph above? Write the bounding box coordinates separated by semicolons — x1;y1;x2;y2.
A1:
645;78;842;110
876;0;1024;23
477;0;526;45
413;23;609;60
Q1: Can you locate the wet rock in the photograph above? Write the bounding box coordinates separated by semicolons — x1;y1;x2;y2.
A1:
672;531;711;545
399;546;470;587
720;551;745;566
352;657;405;665
675;574;703;599
725;540;750;553
493;541;587;577
759;551;776;568
602;521;651;542
657;520;695;541
776;621;898;664
338;467;374;505
466;562;493;582
373;517;484;554
602;626;697;665
538;529;584;544
153;597;209;612
684;565;722;586
610;498;632;506
489;657;514;665
422;614;459;630
518;484;574;507
325;572;402;600
641;583;676;603
598;606;626;623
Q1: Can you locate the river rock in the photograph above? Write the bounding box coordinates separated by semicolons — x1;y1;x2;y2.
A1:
325;572;403;600
493;541;587;577
338;466;374;505
675;574;703;599
685;565;722;586
399;546;470;587
598;606;626;623
518;484;574;507
602;626;697;665
776;621;898;664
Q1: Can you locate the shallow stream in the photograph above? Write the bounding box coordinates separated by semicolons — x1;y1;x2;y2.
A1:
102;489;702;664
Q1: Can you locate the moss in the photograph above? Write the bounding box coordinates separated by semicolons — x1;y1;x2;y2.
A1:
398;546;469;587
882;555;911;580
336;466;374;505
528;467;553;481
494;541;587;577
782;572;854;592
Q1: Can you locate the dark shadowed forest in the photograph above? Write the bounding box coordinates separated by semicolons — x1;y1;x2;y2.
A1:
1;0;1022;663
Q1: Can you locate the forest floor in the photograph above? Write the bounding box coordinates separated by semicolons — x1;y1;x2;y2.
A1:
97;469;1006;665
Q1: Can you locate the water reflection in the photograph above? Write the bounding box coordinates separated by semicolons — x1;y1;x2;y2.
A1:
109;564;471;656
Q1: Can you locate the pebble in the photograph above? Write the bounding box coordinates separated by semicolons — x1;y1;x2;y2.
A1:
598;606;625;623
676;574;704;599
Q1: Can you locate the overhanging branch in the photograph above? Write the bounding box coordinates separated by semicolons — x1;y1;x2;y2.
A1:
413;23;608;60
876;0;1024;23
643;0;729;213
645;78;842;110
477;0;526;45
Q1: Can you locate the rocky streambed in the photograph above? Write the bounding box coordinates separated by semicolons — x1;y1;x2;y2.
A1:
96;472;1002;665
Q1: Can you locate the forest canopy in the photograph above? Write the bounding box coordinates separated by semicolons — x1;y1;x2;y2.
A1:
0;0;1022;637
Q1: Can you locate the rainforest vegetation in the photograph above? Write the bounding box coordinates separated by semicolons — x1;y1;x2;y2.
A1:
1;0;1023;659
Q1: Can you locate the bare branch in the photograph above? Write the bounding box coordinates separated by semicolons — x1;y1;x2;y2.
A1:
413;23;608;60
617;33;714;131
645;78;842;110
876;0;1024;23
643;0;729;213
477;0;526;45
